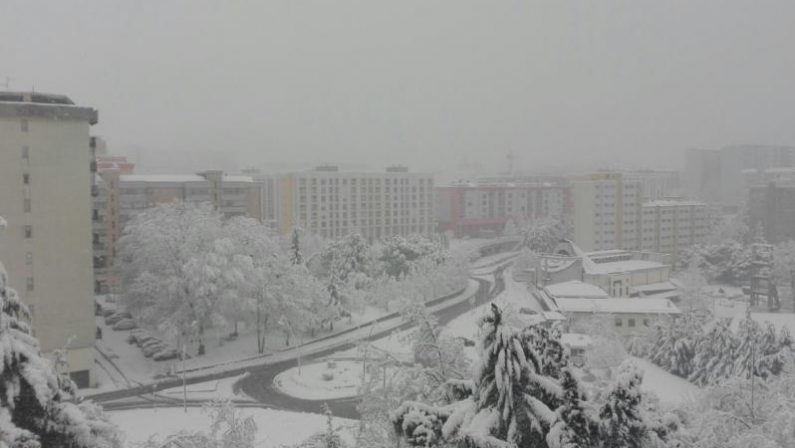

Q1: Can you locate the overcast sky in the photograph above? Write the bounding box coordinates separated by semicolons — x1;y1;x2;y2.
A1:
2;1;794;175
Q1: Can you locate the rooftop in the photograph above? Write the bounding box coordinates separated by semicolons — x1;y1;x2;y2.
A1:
544;280;609;299
120;174;207;183
554;297;681;315
0;91;74;105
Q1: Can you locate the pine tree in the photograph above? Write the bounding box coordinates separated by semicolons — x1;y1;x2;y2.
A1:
547;369;598;448
321;403;345;448
291;227;304;265
598;361;650;448
443;304;562;448
0;259;121;448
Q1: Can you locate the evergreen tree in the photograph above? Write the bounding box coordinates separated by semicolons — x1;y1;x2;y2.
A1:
598;361;650;448
0;259;121;448
547;369;599;448
290;227;304;265
442;304;562;447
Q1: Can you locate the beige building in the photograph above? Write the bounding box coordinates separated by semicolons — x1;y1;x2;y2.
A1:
552;296;681;337
267;165;434;240
91;170;263;293
572;172;643;252
640;199;709;262
0;91;96;387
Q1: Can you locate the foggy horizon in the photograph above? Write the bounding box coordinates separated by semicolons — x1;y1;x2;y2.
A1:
3;0;795;175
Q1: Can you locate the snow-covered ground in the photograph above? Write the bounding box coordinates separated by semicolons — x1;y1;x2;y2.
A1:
90;281;475;393
273;360;367;400
157;373;254;402
109;407;356;447
630;357;700;407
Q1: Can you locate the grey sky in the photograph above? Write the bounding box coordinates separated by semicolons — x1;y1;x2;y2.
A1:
2;1;794;175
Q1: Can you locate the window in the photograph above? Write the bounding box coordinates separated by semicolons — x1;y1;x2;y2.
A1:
628;318;636;327
25;252;32;265
615;318;623;327
22;146;29;160
21;119;28;132
23;173;30;185
643;319;650;327
26;277;34;292
23;199;31;213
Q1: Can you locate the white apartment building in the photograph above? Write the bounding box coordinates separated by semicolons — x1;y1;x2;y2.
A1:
622;170;682;201
572;173;642;252
640;200;709;262
0;91;97;387
270;165;434;240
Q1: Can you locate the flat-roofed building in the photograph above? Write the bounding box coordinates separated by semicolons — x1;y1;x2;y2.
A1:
0;91;97;387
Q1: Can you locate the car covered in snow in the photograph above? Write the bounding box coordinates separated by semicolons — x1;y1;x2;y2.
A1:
112;318;138;331
153;348;180;361
142;342;168;358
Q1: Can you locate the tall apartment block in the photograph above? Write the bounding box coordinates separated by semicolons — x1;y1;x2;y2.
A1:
685;145;795;208
266;165;434;240
640;200;709;262
621;170;681;201
749;182;795;244
0;92;96;387
435;180;570;237
572;172;643;252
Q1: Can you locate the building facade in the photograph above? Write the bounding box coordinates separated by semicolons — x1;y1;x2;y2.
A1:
749;182;795;244
572;172;643;252
0;91;97;387
435;181;570;237
639;200;709;262
267;165;434;240
622;170;681;201
685;145;795;208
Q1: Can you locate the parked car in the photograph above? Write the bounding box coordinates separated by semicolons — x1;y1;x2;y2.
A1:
101;308;117;318
136;335;160;347
143;343;168;358
519;307;538;315
112;318;137;331
153;348;180;361
104;313;125;326
141;338;164;350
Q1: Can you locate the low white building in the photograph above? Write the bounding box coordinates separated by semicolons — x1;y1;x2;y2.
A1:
553;297;681;336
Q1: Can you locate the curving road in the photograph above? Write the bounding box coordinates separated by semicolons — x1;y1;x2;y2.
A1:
237;266;507;418
94;254;512;418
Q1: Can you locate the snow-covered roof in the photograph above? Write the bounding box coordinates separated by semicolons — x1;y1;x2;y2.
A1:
223;175;254;183
630;281;678;295
120;174;207;183
642;199;706;207
560;333;593;349
554;297;681;315
586;259;667;275
544;281;609;299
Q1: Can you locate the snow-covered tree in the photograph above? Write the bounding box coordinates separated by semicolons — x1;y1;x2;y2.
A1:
521;218;570;254
377;234;447;279
441;304;562;447
512;247;540;283
598;361;651;448
290;227;305;265
138;400;256;448
773;240;795;310
546;369;599;448
319;233;371;327
676;253;710;313
0;255;122;448
118;202;225;355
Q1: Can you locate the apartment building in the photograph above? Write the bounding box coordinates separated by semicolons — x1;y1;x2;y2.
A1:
572;172;643;252
622;170;681;201
0;91;96;387
90;170;263;293
749;182;795;244
267;165;434;240
639;200;709;262
435;180;570;237
685;145;795;208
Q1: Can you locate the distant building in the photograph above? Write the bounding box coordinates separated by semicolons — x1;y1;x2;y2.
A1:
264;165;434;240
685;145;795;208
541;240;674;297
748;182;795;244
639;199;709;262
552;296;681;336
0;91;97;387
91;170;263;293
435;180;570;238
621;170;681;201
572;172;643;252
